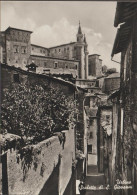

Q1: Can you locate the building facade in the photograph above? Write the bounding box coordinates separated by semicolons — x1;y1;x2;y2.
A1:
0;23;105;81
0;23;92;80
88;54;102;78
111;2;137;195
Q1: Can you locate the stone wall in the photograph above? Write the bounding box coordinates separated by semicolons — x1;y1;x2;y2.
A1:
119;33;137;195
5;129;75;195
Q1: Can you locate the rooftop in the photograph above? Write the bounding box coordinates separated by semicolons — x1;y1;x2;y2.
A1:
108;89;120;100
114;2;137;27
49;42;76;49
111;22;132;57
1;63;85;92
5;26;33;33
31;44;48;50
106;72;120;78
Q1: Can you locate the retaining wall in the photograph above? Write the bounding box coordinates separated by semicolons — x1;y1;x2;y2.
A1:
6;129;75;195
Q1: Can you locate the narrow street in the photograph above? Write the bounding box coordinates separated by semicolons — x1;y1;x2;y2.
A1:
85;165;111;195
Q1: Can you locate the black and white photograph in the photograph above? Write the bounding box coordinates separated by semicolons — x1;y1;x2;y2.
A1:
0;1;137;195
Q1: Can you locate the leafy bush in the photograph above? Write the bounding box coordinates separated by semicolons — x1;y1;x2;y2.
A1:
1;83;77;146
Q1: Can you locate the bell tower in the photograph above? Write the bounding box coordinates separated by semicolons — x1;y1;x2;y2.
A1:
75;22;85;79
84;34;89;79
77;21;84;43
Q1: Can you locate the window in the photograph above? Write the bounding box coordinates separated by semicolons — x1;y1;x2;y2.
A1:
106;115;110;120
67;47;69;51
59;49;61;52
106;115;110;124
89;119;93;126
54;62;58;68
88;145;92;154
44;62;47;67
21;46;27;54
96;80;99;87
64;48;66;52
75;65;77;69
32;47;34;50
14;45;19;53
13;74;20;83
16;60;18;63
40;49;42;53
89;132;93;139
65;64;68;69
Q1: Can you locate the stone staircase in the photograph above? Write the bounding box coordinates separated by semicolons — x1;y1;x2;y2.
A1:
84;165;111;195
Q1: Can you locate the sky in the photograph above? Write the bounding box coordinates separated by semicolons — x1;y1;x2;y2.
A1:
1;1;120;71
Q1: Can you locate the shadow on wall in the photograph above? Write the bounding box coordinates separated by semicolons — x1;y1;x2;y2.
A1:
39;156;61;195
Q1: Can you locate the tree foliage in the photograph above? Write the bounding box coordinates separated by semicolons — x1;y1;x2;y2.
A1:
1;83;77;146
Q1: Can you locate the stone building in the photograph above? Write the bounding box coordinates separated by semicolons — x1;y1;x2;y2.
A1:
0;23;91;80
102;72;120;94
111;2;137;195
0;22;106;85
1;27;32;69
88;54;102;78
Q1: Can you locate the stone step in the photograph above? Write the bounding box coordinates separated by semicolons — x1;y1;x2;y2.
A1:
85;175;106;186
87;165;98;175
